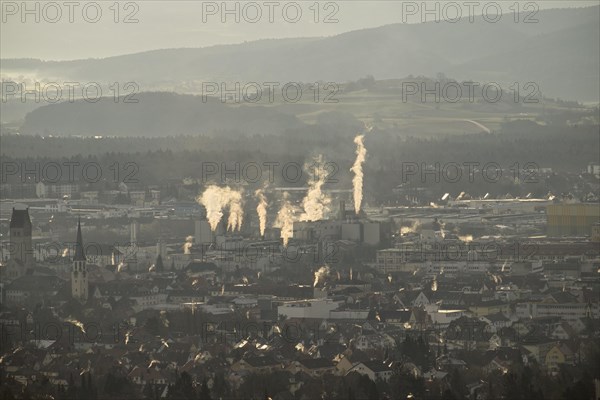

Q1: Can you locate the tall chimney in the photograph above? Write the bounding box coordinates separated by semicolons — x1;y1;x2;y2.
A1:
339;200;346;221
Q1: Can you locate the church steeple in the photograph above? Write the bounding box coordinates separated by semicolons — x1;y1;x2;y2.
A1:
71;217;88;302
74;218;86;262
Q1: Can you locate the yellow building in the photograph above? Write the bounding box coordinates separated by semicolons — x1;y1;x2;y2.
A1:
544;344;575;373
592;223;600;242
468;301;510;317
546;203;600;236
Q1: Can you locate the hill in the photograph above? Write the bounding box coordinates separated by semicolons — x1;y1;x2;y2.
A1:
20;92;305;137
2;6;598;101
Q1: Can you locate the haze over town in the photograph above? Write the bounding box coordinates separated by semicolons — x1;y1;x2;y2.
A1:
0;1;599;400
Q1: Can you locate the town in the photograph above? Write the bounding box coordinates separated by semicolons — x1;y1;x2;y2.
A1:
1;1;599;399
0;159;598;399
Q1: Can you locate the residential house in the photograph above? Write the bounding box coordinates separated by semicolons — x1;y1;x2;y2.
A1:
347;360;393;382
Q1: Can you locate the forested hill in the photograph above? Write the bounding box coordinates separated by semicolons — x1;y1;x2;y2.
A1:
3;6;599;101
20;92;305;137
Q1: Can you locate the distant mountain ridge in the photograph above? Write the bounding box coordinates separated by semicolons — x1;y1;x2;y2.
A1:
2;6;598;101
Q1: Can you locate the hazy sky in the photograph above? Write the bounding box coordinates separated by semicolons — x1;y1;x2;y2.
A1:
1;1;598;60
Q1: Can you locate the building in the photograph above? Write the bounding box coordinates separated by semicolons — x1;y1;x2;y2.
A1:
35;181;79;198
426;261;492;275
84;244;122;268
546;203;600;237
362;222;381;245
4;275;64;305
231;356;281;374
467;300;510;317
293;220;342;241
195;220;214;244
71;219;89;302
376;248;413;273
341;223;361;241
277;299;340;320
291;358;336;377
2;208;34;281
592;223;600;242
516;300;599;322
347;360;393;382
544;343;575;373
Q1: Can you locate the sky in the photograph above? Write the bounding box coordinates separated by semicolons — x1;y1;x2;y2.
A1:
1;1;598;60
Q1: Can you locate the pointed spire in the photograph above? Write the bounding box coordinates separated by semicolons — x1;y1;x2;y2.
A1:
155;254;164;272
74;217;86;262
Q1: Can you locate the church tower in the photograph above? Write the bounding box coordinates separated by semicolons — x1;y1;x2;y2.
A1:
71;219;88;302
4;208;34;280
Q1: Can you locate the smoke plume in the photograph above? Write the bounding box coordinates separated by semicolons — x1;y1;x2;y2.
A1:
274;192;294;246
197;185;244;232
313;265;331;287
226;189;244;232
350;134;367;214
255;188;268;237
300;156;331;221
183;235;194;254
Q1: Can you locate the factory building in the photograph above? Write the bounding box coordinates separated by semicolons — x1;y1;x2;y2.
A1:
546;203;600;237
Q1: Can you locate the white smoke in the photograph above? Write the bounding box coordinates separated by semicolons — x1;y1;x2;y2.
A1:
197;185;244;232
198;185;226;231
300;156;331;221
117;261;127;273
227;189;244;232
400;221;421;236
255;188;268;237
183;235;194;254
313;265;331;287
351;134;367;214
274;192;295;246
